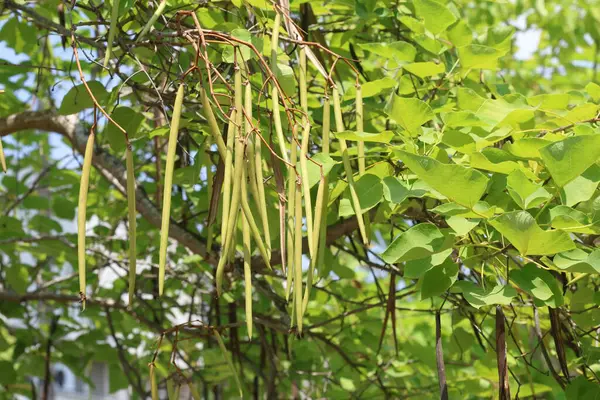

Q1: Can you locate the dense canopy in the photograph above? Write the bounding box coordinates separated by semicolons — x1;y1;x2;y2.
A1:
1;0;600;399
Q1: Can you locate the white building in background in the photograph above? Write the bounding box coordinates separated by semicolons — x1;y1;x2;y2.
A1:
45;362;129;400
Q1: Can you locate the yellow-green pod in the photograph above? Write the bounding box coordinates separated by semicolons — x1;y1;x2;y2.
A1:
285;133;298;301
0;137;6;173
214;330;243;398
240;191;271;270
355;84;371;241
332;87;368;245
206;138;215;251
245;79;271;257
220;111;236;259
270;12;288;163
293;180;303;334
299;120;314;258
126;144;137;308
150;364;158;400
241;169;253;338
189;381;202;400
136;0;167;43
158;83;185;296
200;87;227;160
77;131;95;310
103;0;120;67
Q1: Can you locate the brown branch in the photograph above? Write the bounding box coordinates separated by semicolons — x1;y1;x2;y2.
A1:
435;312;448;400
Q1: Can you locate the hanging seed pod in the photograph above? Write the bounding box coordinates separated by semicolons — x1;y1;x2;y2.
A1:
293;179;303;334
200;87;227;160
285;132;298;301
206;137;215;251
302;174;324;315
299;121;314;258
332;87;368;245
241;169;253;338
240;189;271;270
214;329;243;398
126;144;137;308
136;0;167;43
220;111;236;258
158;83;185;296
245;78;271;256
355;83;371;242
0;137;6;173
216;61;244;295
77;130;95;310
150;363;158;400
103;0;120;67
189;382;202;400
270;12;288;163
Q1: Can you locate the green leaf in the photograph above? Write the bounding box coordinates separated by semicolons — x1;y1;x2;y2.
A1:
448;20;472;47
586;82;600;103
454;282;517;309
446;216;480;236
560;164;600;206
458;45;503;70
403;62;445;78
553;249;600;274
339;174;382;217
336;130;394;143
386;96;433;135
381;223;448;263
104;107;144;152
59;81;109;115
511;263;563;306
549;206;597;234
504;138;551;160
6;265;28;294
397;150;488;208
413;0;457;35
382;176;410;204
345;77;396;99
506;169;551;209
303;153;337;188
539;134;600;187
405;248;452;278
0;361;16;384
489;211;576;255
358;41;416;64
340;377;356;392
222;29;252;62
420;258;458;299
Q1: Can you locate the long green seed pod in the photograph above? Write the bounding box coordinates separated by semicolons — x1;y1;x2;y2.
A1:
103;0;120;67
302;175;324;315
167;379;176;400
245;80;271;256
241;191;271;270
271;12;288;163
214;329;243;398
136;0;167;43
200;86;227;160
216;126;244;295
285;134;298;301
298;47;314;258
126;145;137;308
316;94;331;280
78;131;95;310
158;83;185;296
150;364;158;400
242;171;253;338
216;62;244;294
293;180;303;334
220;110;236;256
0;137;6;172
355;84;371;242
299;121;314;258
189;382;202;400
206;137;215;251
332;87;368;244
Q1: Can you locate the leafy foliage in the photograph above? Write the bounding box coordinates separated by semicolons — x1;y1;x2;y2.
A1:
0;0;599;399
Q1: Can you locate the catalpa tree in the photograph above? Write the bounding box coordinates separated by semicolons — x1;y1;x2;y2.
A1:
0;0;599;399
